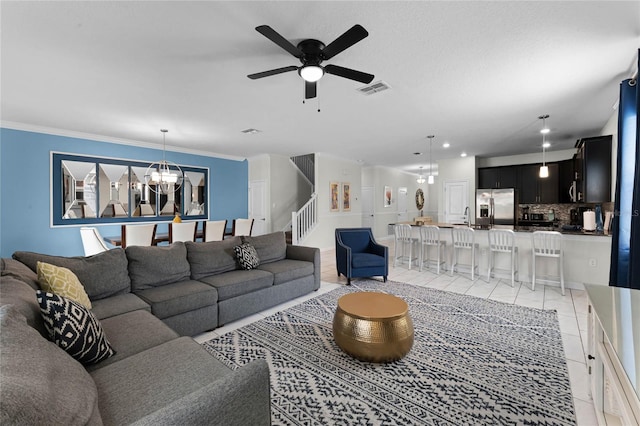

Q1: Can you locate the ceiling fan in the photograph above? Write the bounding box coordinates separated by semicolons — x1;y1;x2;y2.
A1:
247;24;374;99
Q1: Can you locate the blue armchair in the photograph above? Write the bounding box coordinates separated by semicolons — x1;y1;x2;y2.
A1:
335;228;388;285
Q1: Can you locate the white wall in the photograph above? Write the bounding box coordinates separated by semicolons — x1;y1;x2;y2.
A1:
303;153;362;249
437;156;476;223
361;165;431;240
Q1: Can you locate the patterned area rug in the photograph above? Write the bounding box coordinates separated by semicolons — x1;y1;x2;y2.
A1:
203;280;576;425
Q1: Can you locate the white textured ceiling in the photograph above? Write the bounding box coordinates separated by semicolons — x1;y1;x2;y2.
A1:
2;1;639;175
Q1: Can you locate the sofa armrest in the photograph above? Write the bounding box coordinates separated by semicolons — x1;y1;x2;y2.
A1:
368;242;388;258
131;360;271;426
286;245;320;290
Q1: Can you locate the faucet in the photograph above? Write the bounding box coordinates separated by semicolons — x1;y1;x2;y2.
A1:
463;206;470;226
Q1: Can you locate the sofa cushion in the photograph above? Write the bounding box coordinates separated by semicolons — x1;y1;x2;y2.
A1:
37;290;116;365
13;248;131;300
134;280;218;319
0;304;102;425
234;243;260;270
242;232;287;264
90;293;150;320
185;237;241;280
352;252;387;268
257;259;314;285
37;261;92;309
86;309;179;372
0;275;48;338
126;242;191;291
90;337;233;426
1;258;40;290
199;269;273;301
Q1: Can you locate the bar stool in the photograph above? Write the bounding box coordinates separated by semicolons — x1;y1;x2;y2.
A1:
487;229;519;287
450;227;479;280
393;224;418;269
531;231;565;295
418;225;446;274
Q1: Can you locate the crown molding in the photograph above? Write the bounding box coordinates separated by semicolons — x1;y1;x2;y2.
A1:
1;121;247;162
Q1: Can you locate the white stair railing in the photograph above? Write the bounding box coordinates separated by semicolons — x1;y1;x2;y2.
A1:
291;193;318;245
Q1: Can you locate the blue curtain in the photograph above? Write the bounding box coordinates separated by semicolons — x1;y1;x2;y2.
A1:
609;49;639;289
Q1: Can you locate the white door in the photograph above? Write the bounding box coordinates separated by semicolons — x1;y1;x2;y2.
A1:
361;186;374;229
444;180;469;224
397;187;408;222
249;180;266;236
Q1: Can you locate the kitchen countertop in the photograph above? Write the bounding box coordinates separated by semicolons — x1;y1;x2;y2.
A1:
390;221;610;236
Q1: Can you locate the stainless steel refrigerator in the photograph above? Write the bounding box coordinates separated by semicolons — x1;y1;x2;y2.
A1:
476;188;517;226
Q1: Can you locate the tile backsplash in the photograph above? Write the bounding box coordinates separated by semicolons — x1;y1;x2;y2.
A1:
519;202;614;226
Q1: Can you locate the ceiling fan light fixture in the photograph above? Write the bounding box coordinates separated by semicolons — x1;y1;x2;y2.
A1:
299;65;323;82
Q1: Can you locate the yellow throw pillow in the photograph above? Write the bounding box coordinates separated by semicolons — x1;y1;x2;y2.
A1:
36;262;92;309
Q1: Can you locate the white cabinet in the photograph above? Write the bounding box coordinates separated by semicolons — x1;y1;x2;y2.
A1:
586;285;640;426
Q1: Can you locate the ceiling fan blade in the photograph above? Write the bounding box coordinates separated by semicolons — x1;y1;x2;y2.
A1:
255;25;302;58
247;65;298;80
324;64;374;84
305;81;317;99
321;25;369;60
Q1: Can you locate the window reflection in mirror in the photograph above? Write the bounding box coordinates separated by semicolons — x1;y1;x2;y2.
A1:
98;164;129;218
131;166;156;217
184;171;206;216
62;160;97;219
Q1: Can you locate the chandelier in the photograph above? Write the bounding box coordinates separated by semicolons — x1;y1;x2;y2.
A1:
145;129;183;195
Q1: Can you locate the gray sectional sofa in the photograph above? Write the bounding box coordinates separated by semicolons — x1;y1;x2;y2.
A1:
0;231;321;425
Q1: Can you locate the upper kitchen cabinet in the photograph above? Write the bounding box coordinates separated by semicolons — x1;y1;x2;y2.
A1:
574;135;612;203
478;165;518;189
518;163;559;203
558;159;575;203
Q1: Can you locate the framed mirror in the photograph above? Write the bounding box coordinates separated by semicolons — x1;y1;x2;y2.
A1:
52;152;208;226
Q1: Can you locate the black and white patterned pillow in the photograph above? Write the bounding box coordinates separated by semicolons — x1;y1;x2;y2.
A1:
234;243;260;270
36;290;116;365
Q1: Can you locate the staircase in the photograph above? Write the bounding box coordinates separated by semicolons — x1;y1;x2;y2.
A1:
289;154;317;245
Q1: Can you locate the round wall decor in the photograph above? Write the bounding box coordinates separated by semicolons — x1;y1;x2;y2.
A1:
415;188;425;210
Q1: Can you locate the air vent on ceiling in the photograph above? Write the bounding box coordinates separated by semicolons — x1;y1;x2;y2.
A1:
241;128;261;134
357;80;391;96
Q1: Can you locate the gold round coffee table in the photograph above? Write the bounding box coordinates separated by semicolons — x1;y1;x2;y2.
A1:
333;291;414;363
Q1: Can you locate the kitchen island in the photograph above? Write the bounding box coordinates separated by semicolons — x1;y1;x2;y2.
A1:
388;222;612;288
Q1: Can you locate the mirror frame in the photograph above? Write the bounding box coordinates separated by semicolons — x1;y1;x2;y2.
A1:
51;152;209;226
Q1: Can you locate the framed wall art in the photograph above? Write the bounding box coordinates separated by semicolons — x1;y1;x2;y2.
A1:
330;181;340;212
342;182;351;212
384;186;392;207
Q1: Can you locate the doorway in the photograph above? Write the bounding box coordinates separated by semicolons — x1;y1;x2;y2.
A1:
361;186;374;229
249;180;266;236
397;187;408;222
444;180;469;224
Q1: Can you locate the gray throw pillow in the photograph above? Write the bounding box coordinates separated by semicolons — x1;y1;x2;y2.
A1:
185;237;241;280
126;242;191;291
0;304;102;425
242;232;287;264
13;248;131;300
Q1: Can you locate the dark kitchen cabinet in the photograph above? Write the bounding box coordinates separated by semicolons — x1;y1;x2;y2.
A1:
518;163;559;203
575;135;612;203
478;166;518;189
558;159;575;203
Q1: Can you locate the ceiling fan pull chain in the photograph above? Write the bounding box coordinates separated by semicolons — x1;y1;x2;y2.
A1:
317;97;320;113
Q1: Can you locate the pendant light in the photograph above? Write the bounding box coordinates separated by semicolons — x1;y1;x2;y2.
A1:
538;115;549;178
427;135;435;184
145;129;184;195
416;166;426;184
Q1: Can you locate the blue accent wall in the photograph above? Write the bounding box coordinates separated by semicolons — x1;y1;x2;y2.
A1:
0;128;248;257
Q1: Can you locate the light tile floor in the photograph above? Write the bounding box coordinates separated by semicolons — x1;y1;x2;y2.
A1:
195;242;598;425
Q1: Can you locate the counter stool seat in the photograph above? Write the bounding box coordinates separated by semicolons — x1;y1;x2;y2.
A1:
393;224;418;269
450;227;479;280
487;229;519;287
531;231;565;295
418;225;446;274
